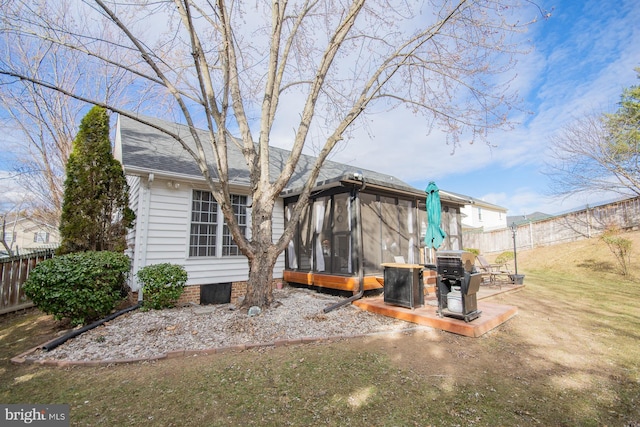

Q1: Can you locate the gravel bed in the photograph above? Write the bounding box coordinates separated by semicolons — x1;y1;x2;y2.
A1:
27;287;419;362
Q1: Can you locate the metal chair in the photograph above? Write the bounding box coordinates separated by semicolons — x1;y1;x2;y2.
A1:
475;255;512;288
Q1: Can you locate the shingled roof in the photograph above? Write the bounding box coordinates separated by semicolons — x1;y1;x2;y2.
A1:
115;113;467;204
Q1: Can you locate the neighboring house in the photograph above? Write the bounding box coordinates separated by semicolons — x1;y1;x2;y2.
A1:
114;114;471;305
0;215;60;256
453;193;508;231
507;212;553;227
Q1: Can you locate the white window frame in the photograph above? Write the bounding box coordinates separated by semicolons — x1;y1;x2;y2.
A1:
189;190;248;258
1;231;17;244
33;231;50;243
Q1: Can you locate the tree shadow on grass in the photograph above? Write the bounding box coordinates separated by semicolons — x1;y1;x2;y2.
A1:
576;258;615;272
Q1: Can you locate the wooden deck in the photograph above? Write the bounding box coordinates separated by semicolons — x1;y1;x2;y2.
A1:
353;284;523;338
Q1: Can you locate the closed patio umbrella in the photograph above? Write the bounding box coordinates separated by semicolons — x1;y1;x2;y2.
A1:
425;181;446;262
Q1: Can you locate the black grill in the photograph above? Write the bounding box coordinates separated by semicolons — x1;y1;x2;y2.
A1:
436;250;476;277
435;250;482;322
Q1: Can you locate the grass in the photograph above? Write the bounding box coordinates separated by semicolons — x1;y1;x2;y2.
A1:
1;231;639;426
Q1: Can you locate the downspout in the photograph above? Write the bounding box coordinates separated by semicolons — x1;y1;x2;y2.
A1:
136;173;154;303
42;303;141;351
324;177;366;313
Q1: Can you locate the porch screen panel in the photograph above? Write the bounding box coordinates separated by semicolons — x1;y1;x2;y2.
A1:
284;201;312;271
285;203;298;269
380;196;401;263
446;206;461;250
418;206;428;263
298;203;312;270
361;193;382;274
313;197;332;272
332;193;352;274
398;199;416;264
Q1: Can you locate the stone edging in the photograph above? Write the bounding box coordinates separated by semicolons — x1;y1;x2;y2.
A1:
11;327;430;367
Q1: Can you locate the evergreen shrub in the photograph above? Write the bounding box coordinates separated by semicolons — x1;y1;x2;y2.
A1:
24;251;130;326
137;263;187;310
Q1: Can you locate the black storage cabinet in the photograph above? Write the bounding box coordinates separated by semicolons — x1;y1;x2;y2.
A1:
382;263;424;309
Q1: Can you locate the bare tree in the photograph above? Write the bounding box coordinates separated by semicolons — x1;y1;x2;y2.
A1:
0;0;545;308
546;72;640;199
1;214;16;256
0;3;153;226
1;40;81;226
1;198;29;256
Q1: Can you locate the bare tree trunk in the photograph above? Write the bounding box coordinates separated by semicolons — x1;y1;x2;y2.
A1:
242;194;280;308
245;253;278;308
1;215;15;257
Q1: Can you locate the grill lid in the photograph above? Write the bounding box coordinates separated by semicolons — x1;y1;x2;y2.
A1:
436;250;476;275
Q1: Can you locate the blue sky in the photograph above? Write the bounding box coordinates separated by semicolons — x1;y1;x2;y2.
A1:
327;0;640;216
1;0;638;216
434;0;640;214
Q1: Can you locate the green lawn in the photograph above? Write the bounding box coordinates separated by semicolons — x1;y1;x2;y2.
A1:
1;232;639;426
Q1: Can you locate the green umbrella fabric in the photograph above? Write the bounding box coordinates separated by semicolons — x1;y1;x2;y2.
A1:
425;181;446;249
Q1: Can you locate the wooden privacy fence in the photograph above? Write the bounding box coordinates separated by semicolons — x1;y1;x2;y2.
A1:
0;249;55;315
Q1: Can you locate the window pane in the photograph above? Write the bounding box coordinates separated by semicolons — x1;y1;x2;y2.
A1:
222;195;247;256
189;190;218;257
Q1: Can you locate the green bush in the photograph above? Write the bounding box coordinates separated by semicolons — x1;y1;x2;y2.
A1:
601;227;632;276
24;251;130;326
464;248;480;256
494;251;514;266
137;263;187;310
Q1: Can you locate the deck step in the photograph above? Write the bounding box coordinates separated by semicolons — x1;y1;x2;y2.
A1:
353;297;518;338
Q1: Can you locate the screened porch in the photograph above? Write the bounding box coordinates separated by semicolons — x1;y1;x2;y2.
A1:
282;179;464;293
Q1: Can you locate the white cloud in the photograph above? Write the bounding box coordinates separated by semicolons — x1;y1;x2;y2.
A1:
0;170;29;213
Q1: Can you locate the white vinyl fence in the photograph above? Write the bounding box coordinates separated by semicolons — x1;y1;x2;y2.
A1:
463;197;640;255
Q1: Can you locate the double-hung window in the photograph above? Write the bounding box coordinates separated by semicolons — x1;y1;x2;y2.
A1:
189;190;247;257
34;231;50;243
190;190;218;257
1;231;17;244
